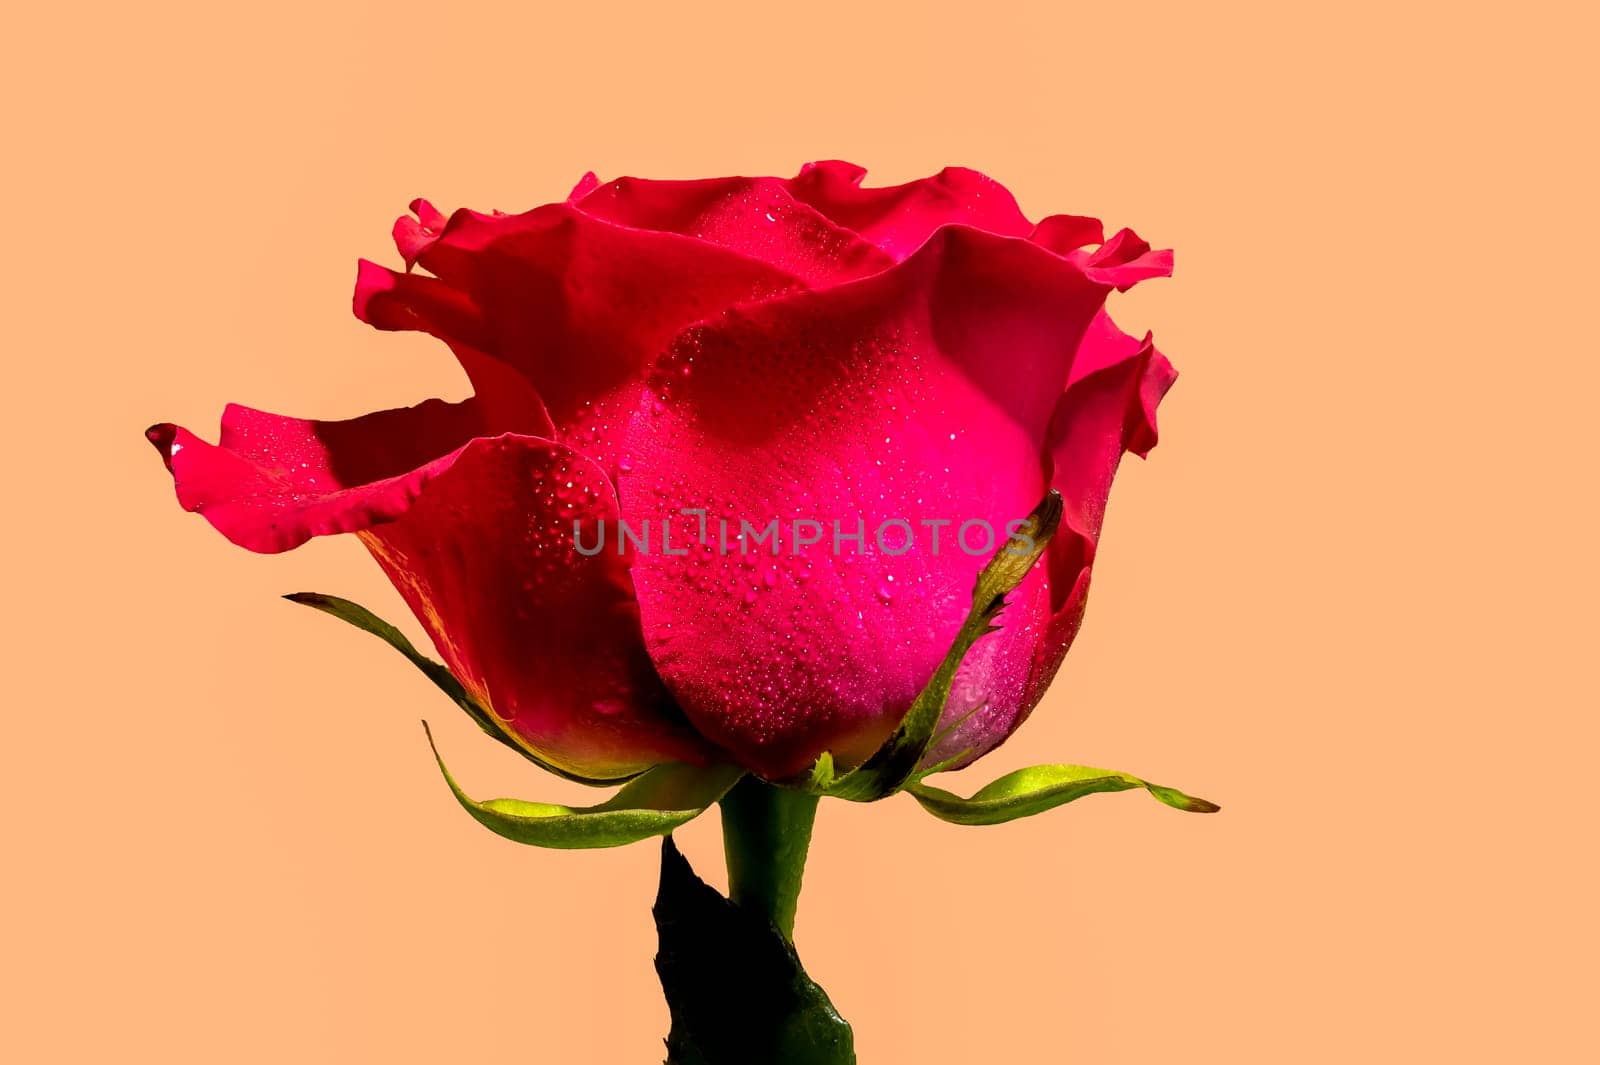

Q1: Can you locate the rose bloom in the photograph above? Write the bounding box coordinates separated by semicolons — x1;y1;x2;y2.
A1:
148;162;1175;782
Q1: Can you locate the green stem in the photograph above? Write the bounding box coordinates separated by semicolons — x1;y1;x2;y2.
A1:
718;776;820;941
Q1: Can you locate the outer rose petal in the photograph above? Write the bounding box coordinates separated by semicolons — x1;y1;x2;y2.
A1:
148;398;503;553
358;436;712;776
923;313;1176;769
355;203;805;477
566;172;601;201
785;160;1035;260
351;261;556;436
392;197;448;268
147;403;712;777
572;175;894;286
619;226;1125;779
1029;213;1107;256
785;163;1163;284
1071;227;1176;291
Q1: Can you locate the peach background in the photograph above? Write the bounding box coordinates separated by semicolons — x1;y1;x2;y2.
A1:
5;1;1596;1061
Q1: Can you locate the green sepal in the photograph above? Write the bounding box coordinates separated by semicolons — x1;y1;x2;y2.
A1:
798;489;1064;802
284;591;635;787
424;722;743;849
655;837;855;1064
905;763;1220;825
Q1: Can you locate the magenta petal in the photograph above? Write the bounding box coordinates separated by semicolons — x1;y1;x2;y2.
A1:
359;436;713;776
351;260;555;436
359;202;804;476
619;226;1115;779
1075;228;1176;290
926;314;1178;768
566;171;601;202
391;198;448;268
148;405;712;776
572;174;894;286
353;258;487;348
785;160;1035;260
148;398;499;554
1029;214;1107;255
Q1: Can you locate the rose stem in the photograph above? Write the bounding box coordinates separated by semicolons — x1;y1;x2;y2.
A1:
717;775;821;942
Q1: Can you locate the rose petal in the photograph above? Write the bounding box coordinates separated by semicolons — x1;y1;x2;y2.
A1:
785;160;1035;260
148;397;500;553
148;406;711;776
391;198;448;268
359;435;713;776
566;171;601;202
619;225;1118;778
353;258;487;348
1073;227;1176;290
1029;213;1107;255
350;260;556;436
572;174;894;286
786;163;1173;291
925;314;1178;768
357;203;804;476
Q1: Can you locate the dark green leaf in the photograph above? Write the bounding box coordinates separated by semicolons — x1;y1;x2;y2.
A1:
655;837;854;1064
906;763;1220;825
424;723;742;849
803;490;1063;802
284;591;634;786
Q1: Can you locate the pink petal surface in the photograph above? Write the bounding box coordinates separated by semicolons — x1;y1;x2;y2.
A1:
356;202;805;477
391;197;448;269
148;398;501;554
1073;227;1177;290
786;160;1036;260
148;403;711;777
358;435;713;776
572;175;895;286
925;313;1177;768
618;225;1133;778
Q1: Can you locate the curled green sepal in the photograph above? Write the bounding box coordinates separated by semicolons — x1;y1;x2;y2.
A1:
905;763;1220;825
424;722;744;849
799;489;1064;802
284;591;634;787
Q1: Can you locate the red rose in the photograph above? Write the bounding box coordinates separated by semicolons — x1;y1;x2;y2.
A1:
148;161;1175;782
